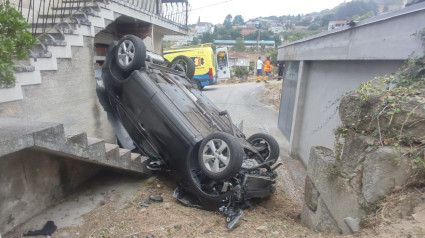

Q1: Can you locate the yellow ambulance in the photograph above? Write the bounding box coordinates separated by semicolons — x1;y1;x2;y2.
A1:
163;44;217;89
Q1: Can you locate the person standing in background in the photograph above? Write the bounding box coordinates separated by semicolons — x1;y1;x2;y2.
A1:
256;56;263;83
277;61;285;81
263;57;272;83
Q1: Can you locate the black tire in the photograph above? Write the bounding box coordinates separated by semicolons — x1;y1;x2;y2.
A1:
198;132;244;180
115;35;146;73
168;55;195;79
248;133;280;163
192;80;202;90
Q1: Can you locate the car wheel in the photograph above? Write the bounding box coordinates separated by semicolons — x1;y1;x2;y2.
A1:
192;80;202;90
248;133;280;163
198;132;244;180
168;55;195;79
115;35;146;73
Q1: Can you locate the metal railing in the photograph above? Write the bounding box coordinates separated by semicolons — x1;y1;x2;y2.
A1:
112;0;189;28
16;0;89;34
14;0;189;35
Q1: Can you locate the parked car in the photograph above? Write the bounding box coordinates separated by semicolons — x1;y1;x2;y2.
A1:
96;35;281;229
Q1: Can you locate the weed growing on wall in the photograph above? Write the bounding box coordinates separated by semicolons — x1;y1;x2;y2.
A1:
335;56;425;174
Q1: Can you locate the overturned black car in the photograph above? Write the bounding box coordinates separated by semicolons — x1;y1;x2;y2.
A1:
96;35;281;229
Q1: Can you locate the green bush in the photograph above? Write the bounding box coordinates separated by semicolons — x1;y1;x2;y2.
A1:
233;67;249;79
0;0;36;87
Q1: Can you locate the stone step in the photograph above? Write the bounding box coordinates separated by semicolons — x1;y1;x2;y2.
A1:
15;70;42;86
104;142;119;162
65;131;88;148
0;116;148;175
0;118;60;157
87;15;105;28
0;85;23;104
86;137;106;160
119;148;131;168
48;44;73;59
71;24;95;37
130;152;141;162
33;123;66;152
63;33;85;46
30;57;58;71
119;148;131;161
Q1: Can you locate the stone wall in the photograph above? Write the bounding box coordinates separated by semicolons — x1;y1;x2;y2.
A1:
301;99;421;234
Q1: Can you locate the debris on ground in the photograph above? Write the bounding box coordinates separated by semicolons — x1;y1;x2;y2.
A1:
260;82;282;110
23;221;57;236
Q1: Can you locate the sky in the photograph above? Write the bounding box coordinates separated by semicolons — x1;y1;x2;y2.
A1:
187;0;348;24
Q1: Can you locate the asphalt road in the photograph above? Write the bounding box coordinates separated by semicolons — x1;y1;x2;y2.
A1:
203;81;289;150
203;81;306;201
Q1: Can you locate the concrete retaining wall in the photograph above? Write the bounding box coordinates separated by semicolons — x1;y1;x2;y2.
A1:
0;149;102;234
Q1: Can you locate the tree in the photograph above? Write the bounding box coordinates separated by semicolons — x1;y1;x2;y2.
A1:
216;27;231;40
334;1;378;20
230;29;242;39
233;37;245;51
297;17;312;26
201;32;214;43
320;13;335;27
232;15;244;25
357;11;375;21
269;49;278;65
0;0;36;87
284;22;294;30
191;37;199;45
223;14;233;29
308;24;320;31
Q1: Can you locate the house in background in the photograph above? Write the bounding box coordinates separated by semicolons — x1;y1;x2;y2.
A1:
277;2;425;166
327;20;347;30
164;33;195;47
270;23;285;33
228;53;250;71
195;17;213;35
240;26;257;35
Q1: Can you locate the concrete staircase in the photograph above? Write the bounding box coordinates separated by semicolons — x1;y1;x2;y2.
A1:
1;0;106;103
0;117;150;174
1;0;165;103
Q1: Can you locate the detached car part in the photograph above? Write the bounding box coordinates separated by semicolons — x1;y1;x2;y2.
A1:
96;35;281;229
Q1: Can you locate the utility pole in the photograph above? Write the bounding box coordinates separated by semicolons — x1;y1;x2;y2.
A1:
256;22;261;54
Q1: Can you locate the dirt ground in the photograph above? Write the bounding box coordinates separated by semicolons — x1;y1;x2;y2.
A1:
56;173;317;238
6;171;322;238
358;185;425;238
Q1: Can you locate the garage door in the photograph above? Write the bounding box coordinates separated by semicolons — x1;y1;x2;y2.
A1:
278;61;299;139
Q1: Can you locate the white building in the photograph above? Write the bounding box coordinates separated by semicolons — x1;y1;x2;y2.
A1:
328;20;347;31
228;53;250;70
195;22;213;35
